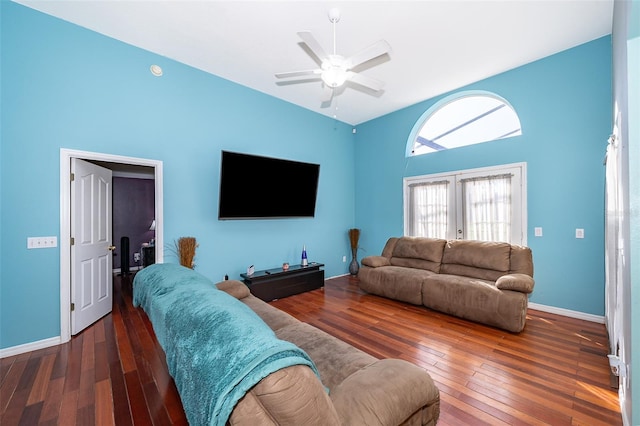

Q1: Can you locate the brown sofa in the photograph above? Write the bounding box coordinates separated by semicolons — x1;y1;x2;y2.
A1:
215;279;441;425
358;237;535;333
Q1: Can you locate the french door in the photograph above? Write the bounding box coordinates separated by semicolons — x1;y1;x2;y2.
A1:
404;163;526;245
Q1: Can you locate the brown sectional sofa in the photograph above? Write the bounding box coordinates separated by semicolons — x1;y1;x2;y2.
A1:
216;279;441;425
358;237;535;333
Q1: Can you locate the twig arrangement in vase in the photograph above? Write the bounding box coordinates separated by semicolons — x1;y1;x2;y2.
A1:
348;228;360;276
175;237;198;269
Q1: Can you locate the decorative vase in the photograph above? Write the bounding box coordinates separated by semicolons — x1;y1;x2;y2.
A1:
349;248;359;275
348;228;361;276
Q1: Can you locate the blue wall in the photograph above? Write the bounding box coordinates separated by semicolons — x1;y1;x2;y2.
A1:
0;2;355;349
0;2;614;351
354;36;612;316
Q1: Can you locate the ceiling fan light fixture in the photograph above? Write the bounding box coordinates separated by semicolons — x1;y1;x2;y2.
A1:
321;67;348;88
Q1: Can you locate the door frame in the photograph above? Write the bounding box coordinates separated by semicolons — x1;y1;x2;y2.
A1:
60;148;164;343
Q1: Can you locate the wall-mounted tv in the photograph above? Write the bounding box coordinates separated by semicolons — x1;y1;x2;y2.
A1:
218;151;320;220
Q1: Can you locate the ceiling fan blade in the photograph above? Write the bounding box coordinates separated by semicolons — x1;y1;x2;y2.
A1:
275;69;322;79
344;40;391;70
346;72;385;92
321;85;334;104
297;31;329;63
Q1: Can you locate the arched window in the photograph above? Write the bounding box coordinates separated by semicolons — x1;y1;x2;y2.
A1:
408;92;522;156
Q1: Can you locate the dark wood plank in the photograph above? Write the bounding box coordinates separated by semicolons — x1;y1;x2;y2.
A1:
26;354;55;405
0;356;28;414
94;379;115;425
104;312;134;426
17;400;42;426
37;376;64;424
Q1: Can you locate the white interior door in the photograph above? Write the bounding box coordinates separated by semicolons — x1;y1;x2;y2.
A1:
71;158;113;335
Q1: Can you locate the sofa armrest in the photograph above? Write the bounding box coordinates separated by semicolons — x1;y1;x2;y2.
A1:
330;359;440;426
495;274;535;294
231;365;341;425
215;279;251;299
361;255;391;268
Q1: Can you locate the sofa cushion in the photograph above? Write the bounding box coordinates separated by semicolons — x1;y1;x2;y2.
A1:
274;322;377;391
231;365;341;426
390;237;447;273
242;294;301;332
509;245;534;276
496;274;535;293
440;239;511;280
361;256;391;268
358;266;434;305
331;359;440;426
422;274;499;313
215;279;251;299
381;237;400;258
422;274;528;332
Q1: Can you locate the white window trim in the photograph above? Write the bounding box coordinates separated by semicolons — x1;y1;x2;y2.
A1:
403;162;527;246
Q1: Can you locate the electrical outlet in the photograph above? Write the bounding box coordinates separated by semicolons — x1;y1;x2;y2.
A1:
27;236;58;249
134;252;141;262
342;255;347;262
576;228;584;239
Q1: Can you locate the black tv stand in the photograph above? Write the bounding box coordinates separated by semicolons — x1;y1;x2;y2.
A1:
240;262;324;302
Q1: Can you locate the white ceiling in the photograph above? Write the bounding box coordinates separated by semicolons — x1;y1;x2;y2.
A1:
15;0;613;125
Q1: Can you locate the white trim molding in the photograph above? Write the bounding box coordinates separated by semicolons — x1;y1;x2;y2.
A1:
528;302;605;324
60;148;163;344
0;337;61;359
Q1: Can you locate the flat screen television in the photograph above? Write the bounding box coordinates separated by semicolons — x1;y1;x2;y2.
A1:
218;151;320;219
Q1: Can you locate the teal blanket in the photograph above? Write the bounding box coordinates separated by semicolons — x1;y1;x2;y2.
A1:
133;263;320;426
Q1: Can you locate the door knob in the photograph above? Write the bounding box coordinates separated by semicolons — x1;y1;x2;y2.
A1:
108;245;116;251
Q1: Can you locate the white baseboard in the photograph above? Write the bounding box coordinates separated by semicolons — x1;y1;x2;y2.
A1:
620;395;630;426
528;302;604;324
0;336;61;359
328;273;351;279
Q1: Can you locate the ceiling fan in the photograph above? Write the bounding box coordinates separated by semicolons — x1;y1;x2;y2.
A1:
275;8;391;104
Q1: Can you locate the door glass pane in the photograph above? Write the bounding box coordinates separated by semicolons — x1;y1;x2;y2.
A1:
461;174;512;243
408;180;449;238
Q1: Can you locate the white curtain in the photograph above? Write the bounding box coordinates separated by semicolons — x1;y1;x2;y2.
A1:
408;180;449;238
461;174;512;243
604;134;622;355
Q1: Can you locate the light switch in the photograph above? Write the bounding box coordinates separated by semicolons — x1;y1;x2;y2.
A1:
576;229;584;239
27;236;58;249
534;227;543;237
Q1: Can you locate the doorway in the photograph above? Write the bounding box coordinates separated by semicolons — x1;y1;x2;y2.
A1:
59;149;164;343
100;162;156;275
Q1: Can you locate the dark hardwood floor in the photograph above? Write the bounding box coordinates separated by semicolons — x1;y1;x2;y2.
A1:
1;274;621;425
